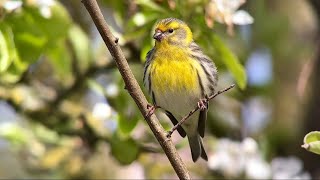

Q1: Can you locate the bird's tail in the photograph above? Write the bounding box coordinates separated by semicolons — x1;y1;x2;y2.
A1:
188;135;208;162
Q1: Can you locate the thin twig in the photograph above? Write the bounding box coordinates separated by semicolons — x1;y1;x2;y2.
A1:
81;0;191;179
167;84;235;137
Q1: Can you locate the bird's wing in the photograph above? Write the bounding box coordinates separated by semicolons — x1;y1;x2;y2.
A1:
143;48;157;105
189;42;218;137
189;42;218;96
143;48;155;94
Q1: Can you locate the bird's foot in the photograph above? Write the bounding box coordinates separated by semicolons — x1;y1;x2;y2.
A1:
146;104;161;118
197;98;208;111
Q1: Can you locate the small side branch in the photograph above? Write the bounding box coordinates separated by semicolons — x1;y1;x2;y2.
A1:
167;84;235;137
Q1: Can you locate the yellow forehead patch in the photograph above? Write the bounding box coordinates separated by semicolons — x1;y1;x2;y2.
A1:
156;20;181;32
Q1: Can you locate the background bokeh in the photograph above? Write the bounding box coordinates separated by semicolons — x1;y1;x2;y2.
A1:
0;0;320;179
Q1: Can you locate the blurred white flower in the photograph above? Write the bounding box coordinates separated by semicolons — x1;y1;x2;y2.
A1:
246;157;271;179
242;137;258;155
242;96;272;135
246;48;273;86
92;102;112;120
3;0;22;12
208;138;271;179
105;83;119;97
208;144;245;177
271;157;311;180
232;10;254;25
35;0;55;18
3;0;55;18
205;0;254;35
132;13;146;26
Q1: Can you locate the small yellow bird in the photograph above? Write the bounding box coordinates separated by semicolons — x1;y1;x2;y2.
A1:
143;18;218;162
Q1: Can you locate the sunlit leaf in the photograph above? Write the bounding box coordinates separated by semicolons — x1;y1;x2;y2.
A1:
41;146;71;169
0;29;11;73
5;8;46;63
47;40;72;79
212;34;247;89
136;0;168;13
3;1;71;65
34;124;60;144
302;131;320;155
110;134;139;165
0;123;29;146
116;88;140;135
24;2;72;41
118;112;140;135
68;25;92;73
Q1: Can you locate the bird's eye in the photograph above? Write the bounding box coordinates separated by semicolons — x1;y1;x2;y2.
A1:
168;28;174;33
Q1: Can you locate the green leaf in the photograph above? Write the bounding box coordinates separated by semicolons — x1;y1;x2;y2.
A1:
136;0;167;13
24;2;72;41
118;112;140;135
302;131;320;155
212;35;247;89
0;29;11;73
110;134;139;165
0;24;28;83
3;2;71;64
47;40;72;78
0;123;29;146
68;25;91;72
5;8;47;63
115;86;140;135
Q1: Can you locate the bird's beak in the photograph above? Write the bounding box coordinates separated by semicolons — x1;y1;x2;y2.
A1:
153;30;164;42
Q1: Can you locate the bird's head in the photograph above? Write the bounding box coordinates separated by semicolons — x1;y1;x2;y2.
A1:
153;18;193;47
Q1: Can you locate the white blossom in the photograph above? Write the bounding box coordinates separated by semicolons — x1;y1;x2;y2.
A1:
3;0;23;12
92;102;112;120
205;0;254;35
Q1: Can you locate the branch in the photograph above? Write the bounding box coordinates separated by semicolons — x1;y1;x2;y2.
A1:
81;0;191;179
168;84;235;137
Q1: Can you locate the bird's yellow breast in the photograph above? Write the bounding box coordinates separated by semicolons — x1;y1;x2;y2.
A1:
150;48;199;93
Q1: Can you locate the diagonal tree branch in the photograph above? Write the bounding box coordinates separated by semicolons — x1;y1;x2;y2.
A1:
81;0;191;179
167;84;235;137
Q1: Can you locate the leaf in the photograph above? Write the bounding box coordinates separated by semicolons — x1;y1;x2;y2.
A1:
212;35;247;89
47;40;72;78
41;146;71;169
0;29;11;73
68;25;92;72
0;123;29;146
5;9;46;64
24;2;72;41
3;1;72;65
110;134;139;165
302;131;320;155
116;85;140;135
118;112;140;135
101;71;140;135
136;0;167;13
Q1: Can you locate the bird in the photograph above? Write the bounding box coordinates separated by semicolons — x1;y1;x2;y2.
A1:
143;18;218;162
